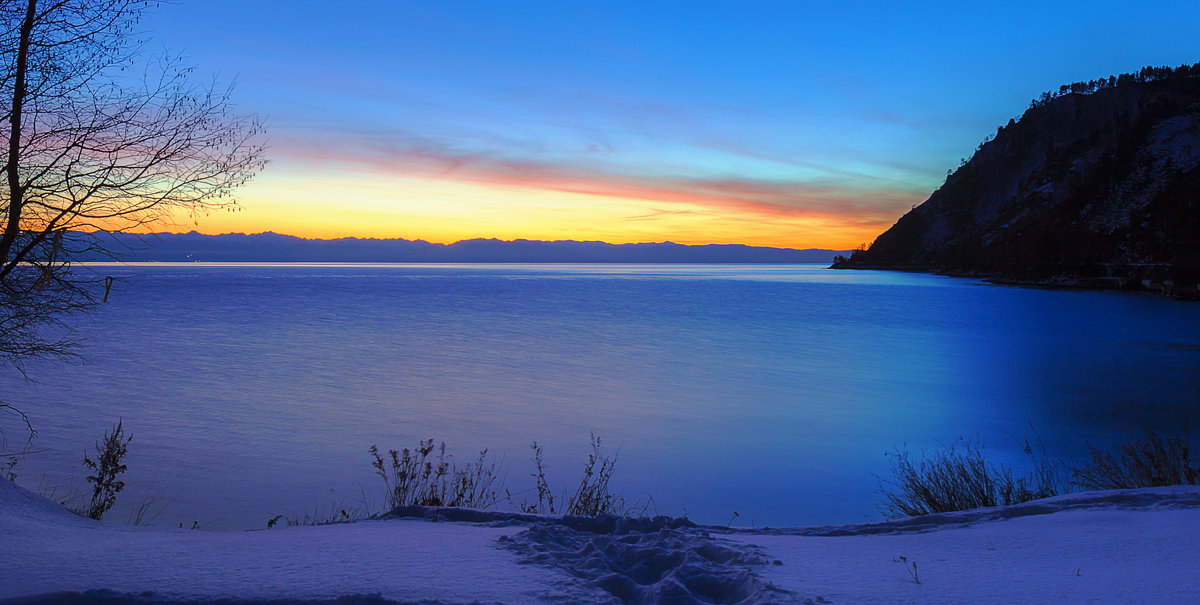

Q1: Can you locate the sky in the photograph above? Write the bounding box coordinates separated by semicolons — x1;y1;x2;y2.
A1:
140;1;1200;249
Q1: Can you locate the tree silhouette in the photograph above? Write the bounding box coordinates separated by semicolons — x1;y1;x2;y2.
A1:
1026;61;1200;111
0;1;264;430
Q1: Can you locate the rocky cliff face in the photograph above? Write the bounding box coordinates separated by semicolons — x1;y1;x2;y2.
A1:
834;72;1200;297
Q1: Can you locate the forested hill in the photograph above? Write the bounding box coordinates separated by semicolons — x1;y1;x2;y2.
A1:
75;231;849;264
833;63;1200;297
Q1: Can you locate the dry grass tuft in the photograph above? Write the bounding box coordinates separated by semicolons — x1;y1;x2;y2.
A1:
878;434;1066;518
1074;429;1199;490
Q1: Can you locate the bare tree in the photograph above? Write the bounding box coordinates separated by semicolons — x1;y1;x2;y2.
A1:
0;0;265;437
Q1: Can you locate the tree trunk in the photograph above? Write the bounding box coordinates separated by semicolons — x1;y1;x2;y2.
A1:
0;0;38;270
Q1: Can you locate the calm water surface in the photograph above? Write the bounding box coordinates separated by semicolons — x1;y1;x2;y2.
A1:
3;263;1199;529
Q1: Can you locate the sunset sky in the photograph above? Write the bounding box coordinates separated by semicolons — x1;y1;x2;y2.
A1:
144;1;1200;249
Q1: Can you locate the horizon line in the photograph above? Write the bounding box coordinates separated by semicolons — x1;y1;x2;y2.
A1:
96;230;855;252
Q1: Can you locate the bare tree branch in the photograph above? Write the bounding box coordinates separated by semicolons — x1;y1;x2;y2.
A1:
0;0;266;433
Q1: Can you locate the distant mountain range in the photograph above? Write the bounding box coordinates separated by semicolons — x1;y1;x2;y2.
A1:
78;231;850;263
833;63;1200;297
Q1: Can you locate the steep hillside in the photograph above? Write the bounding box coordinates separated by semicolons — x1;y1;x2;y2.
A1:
834;65;1200;297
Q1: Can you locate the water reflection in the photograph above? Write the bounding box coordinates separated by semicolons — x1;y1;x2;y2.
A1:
3;264;1198;529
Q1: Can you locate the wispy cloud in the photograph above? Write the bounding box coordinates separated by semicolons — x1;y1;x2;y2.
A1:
268;126;925;231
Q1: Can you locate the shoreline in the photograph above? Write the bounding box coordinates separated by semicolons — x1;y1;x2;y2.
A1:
830;262;1200;299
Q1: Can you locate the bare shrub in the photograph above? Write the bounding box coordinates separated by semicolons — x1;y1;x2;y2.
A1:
518;441;555;515
1074;429;1199;490
566;434;623;516
82;420;131;520
878;434;1065;518
515;433;629;516
369;439;500;510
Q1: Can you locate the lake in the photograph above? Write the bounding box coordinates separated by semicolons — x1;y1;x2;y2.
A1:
3;263;1199;529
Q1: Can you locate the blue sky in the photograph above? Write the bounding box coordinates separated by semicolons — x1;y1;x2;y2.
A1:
141;1;1200;247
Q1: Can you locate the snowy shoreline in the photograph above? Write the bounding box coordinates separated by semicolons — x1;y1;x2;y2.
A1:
3;478;1199;604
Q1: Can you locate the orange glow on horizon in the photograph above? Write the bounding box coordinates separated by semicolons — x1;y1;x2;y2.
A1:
149;163;910;250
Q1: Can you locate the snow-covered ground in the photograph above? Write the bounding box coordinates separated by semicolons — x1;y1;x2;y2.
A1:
2;478;1198;604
